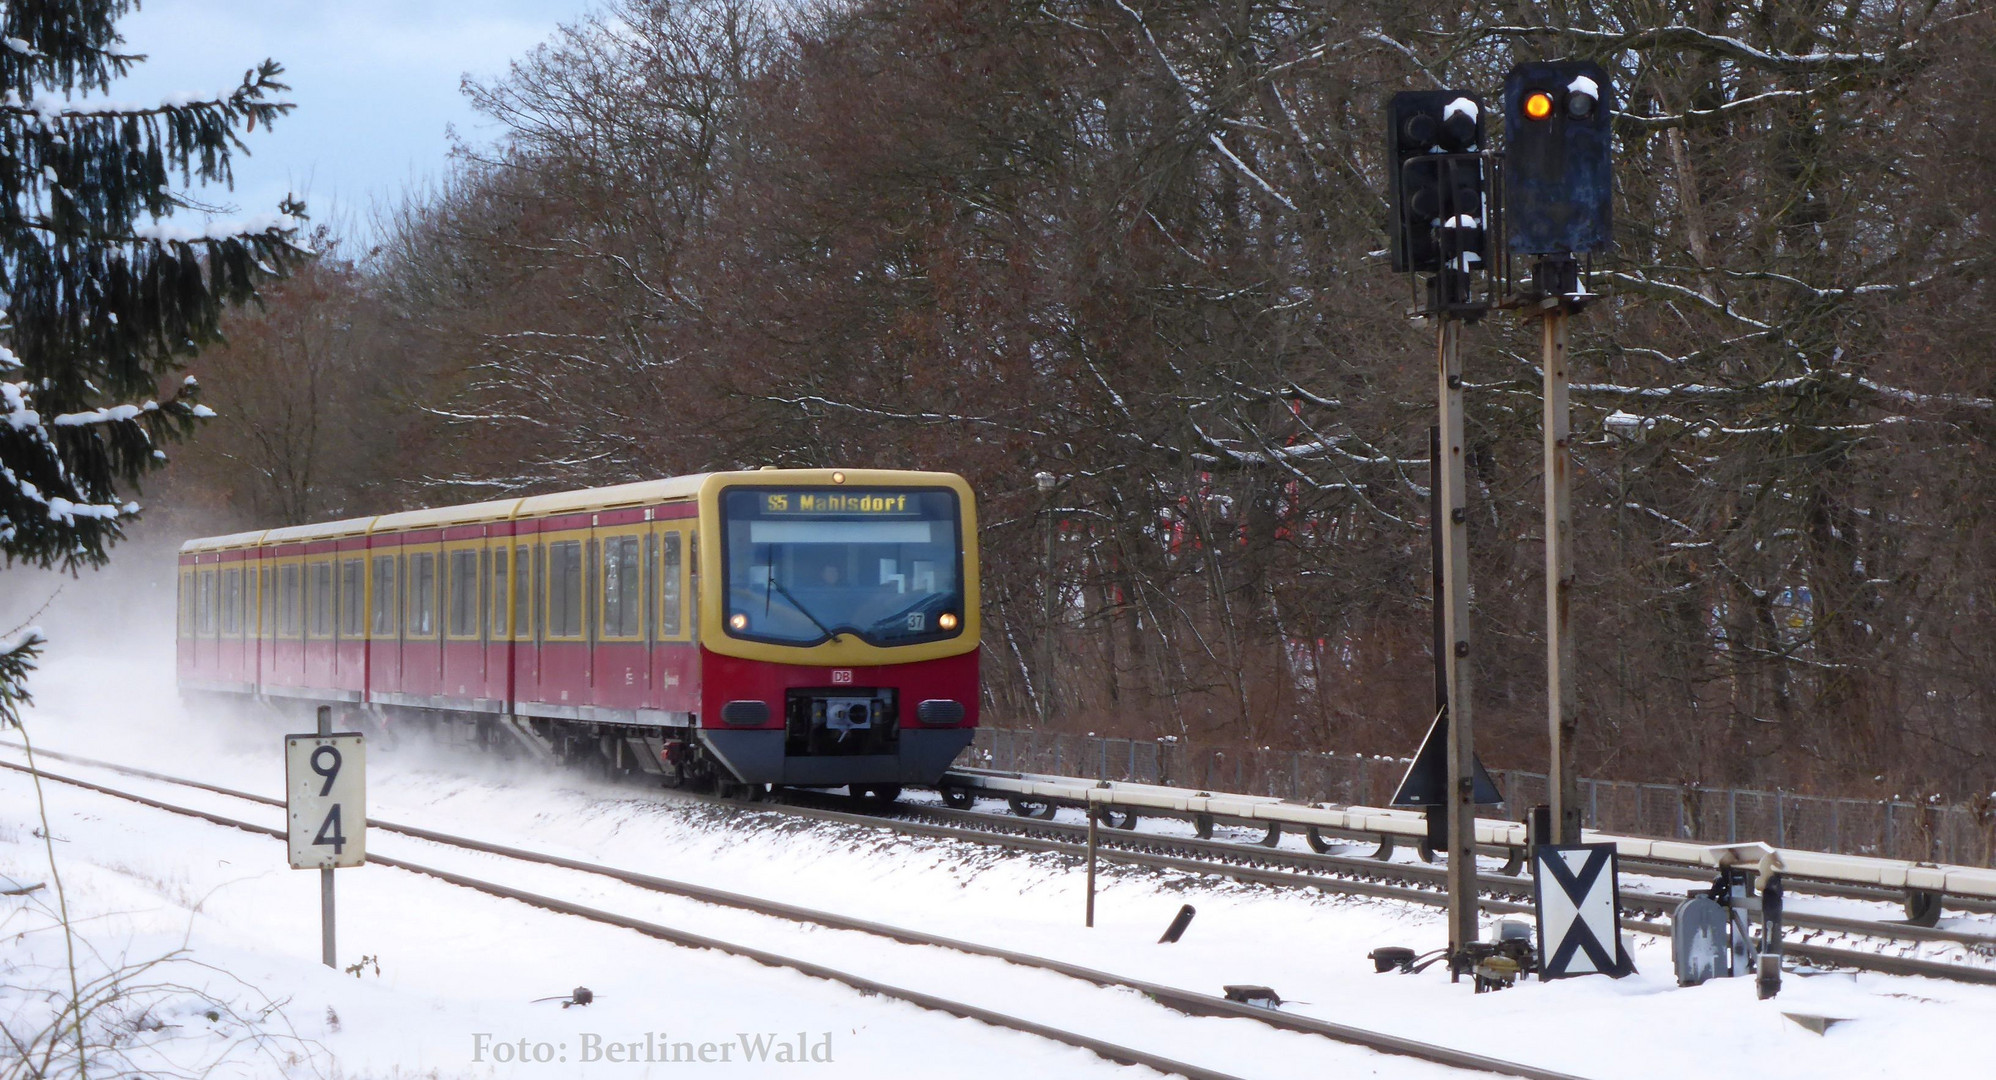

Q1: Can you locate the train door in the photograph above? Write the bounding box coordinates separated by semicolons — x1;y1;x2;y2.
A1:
441;527;485;707
219;558;245;684
271;547;305;691
651;509;698;714
509;525;538;710
537;516;590;708
484;525;515;712
335;542;367;698
257;553;276;690
304;550;336;690
592;509;648;712
400;533;443;700
365;535;402;698
175;562;194;682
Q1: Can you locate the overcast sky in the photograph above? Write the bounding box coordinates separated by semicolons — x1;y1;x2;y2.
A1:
117;0;599;246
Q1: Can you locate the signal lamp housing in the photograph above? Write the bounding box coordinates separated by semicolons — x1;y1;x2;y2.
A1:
1503;62;1614;256
1384;90;1487;276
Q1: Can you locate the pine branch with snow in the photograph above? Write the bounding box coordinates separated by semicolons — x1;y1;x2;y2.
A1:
0;1;305;573
0;624;40;727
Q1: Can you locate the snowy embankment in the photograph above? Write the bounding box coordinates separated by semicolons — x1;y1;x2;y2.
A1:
4;643;1994;1079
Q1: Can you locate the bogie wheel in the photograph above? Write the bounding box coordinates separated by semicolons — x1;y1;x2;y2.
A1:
1194;814;1215;840
1259;823;1283;848
1306;827;1334;854
940;785;974;810
852;784;903;807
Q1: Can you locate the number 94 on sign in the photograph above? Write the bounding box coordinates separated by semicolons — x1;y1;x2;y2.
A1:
285;733;366;869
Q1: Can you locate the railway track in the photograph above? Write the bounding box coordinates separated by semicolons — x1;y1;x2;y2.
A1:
869;797;1996;967
0;746;1588;1080
9;741;1995;988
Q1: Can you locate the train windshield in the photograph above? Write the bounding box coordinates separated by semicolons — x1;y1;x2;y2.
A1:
721;487;964;647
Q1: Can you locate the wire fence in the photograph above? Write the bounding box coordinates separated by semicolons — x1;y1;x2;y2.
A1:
967;728;1996;868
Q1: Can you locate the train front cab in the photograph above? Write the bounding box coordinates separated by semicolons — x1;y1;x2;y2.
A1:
689;471;980;788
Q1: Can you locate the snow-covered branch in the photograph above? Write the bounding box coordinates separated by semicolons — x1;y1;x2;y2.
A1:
1479;23;1918;73
1207;133;1298;212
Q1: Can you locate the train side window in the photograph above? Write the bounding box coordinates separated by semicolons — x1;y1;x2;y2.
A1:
370;555;396;635
602;534;642;638
221;569;242;635
514;544;532;639
533;543;545;640
491;547;510;638
178;570;193;636
686;535;698;642
548;540;583;638
586;540;599;641
279;564;301;637
408;552;438;636
260;567;274;636
196;569;216;635
310;561;335;638
659;532;682;638
340;559;364;637
447;549;479;638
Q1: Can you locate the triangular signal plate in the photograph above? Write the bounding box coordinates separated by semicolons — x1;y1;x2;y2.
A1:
1389;708;1503;806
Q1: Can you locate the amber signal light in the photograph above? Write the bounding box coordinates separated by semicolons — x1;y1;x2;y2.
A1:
1523;91;1554;121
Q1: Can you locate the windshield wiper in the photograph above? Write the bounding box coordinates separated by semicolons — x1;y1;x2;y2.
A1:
766;566;844;644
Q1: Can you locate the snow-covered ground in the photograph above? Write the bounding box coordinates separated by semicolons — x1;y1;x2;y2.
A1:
4;619;1996;1077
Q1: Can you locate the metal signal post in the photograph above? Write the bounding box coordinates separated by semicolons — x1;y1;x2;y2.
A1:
1541;291;1581;846
1387;88;1493;976
1436;314;1480;969
1504;61;1613;846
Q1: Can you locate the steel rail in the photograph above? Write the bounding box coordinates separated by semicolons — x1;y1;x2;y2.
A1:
0;758;1247;1080
0;754;1589;1080
876;800;1996;952
9;744;1994;985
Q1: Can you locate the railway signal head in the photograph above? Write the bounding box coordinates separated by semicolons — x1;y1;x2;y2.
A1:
1386;91;1487;275
1503;61;1613;256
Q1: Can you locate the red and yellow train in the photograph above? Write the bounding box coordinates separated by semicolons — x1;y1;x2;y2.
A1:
175;469;980;799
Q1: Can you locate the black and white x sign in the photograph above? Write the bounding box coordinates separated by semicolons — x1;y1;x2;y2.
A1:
1532;843;1634;979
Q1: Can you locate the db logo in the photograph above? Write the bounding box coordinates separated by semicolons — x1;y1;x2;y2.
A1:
830;669;853;685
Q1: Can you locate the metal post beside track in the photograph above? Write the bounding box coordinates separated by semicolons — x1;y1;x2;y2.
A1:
1542;301;1582;846
318;705;336;969
1437;314;1480;973
1086;808;1098;928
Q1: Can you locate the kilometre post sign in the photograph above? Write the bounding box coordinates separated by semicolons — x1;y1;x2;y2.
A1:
285;733;366;868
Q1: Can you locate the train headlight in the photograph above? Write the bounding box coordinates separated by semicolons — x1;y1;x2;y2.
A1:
729;612;749;631
938;612;959;631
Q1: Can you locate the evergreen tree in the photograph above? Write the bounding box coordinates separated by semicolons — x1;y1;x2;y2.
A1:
0;0;302;721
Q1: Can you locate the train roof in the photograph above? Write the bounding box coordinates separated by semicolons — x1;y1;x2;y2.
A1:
179;471;721;552
180;469;968;553
514;474;710;517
